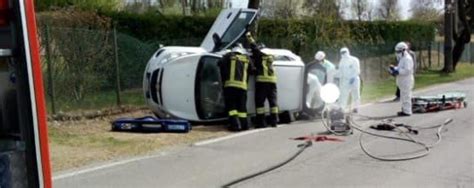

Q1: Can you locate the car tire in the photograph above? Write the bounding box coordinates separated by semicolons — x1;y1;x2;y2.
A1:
278;111;294;124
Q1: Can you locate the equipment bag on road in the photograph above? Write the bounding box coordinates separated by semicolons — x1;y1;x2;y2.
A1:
111;116;191;133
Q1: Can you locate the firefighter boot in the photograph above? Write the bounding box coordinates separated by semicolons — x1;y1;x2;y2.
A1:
228;116;241;132
269;113;279;127
254;114;267;129
240;117;250;131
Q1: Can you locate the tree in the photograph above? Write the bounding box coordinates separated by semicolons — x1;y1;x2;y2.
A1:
274;0;298;18
303;0;343;20
444;0;473;72
207;0;222;9
352;0;368;21
258;0;299;19
410;0;442;21
35;0;121;11
248;0;260;9
366;2;376;21
124;0;158;14
377;0;400;20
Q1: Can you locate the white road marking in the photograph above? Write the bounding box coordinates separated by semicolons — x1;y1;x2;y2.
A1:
53;151;170;180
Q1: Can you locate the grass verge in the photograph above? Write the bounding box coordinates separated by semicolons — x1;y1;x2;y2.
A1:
47;89;145;113
362;63;474;102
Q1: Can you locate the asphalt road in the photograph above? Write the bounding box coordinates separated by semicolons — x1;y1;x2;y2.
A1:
54;78;474;188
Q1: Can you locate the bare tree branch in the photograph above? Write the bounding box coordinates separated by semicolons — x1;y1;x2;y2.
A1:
377;0;400;20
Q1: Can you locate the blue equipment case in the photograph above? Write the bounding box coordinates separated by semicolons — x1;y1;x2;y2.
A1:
111;116;191;133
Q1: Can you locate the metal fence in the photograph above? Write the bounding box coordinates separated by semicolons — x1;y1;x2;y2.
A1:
37;26;473;114
39;26;182;114
431;41;474;67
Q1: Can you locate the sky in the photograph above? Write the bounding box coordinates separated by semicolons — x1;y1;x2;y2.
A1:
229;0;444;20
123;0;443;20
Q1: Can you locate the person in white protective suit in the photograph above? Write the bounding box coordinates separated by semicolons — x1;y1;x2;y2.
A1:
315;51;336;84
305;73;322;109
389;42;414;116
336;47;361;113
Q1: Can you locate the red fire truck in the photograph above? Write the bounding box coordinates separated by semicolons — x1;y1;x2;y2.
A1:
1;0;52;187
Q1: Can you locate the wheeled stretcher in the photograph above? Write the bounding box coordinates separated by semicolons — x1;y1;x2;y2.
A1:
412;92;467;113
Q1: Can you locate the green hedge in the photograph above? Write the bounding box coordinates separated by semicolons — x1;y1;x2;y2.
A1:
105;12;435;45
103;12;435;61
104;11;213;46
256;19;436;48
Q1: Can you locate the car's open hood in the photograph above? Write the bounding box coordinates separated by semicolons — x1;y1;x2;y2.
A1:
200;8;258;52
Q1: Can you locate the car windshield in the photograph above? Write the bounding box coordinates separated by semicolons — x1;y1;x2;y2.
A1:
217;11;256;51
195;56;226;120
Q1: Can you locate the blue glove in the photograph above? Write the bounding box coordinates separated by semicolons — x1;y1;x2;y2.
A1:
349;77;355;85
392;70;399;76
389;66;399;76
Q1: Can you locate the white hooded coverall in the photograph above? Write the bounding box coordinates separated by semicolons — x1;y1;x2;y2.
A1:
396;52;415;114
337;48;361;111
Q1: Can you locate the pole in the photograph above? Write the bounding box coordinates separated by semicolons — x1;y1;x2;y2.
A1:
44;25;56;115
113;26;122;106
428;42;432;68
470;42;472;65
363;59;367;80
444;0;454;72
437;41;440;67
379;56;383;79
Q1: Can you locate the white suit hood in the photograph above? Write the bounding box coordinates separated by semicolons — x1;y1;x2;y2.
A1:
340;47;350;58
337;48;360;81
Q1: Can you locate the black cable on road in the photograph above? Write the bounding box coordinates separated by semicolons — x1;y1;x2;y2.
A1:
222;114;453;187
350;116;453;161
222;141;312;188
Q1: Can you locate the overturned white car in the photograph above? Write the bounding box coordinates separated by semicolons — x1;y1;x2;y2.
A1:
143;8;327;123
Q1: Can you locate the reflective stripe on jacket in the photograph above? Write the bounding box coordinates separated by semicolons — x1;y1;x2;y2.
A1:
256;55;276;83
221;53;250;90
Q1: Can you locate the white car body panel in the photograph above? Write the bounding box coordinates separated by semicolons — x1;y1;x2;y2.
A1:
273;63;304;111
143;8;324;122
143;47;306;122
160;55;200;120
143;47;206;119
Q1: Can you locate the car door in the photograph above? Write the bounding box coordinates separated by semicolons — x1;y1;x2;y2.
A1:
194;54;227;121
200;8;258;52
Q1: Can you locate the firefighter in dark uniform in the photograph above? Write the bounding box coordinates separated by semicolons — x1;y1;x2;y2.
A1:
246;32;279;128
219;43;252;131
